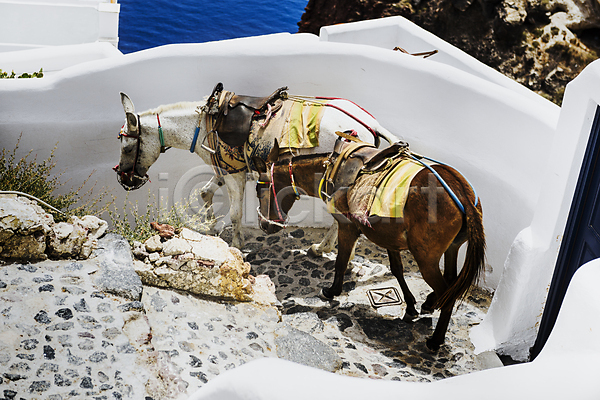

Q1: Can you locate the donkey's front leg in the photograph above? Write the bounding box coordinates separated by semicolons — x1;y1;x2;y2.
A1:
321;222;360;299
222;172;246;249
199;175;223;232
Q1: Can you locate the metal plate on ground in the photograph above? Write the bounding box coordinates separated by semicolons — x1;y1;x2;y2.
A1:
367;286;403;309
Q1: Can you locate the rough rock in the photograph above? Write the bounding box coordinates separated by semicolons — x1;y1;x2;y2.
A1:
0;195;53;260
0;232;47;260
298;0;600;104
133;229;278;305
274;324;343;372
47;221;86;258
145;234;163;252
0;195;108;261
0;194;53;234
93;233;143;301
46;215;107;259
162;237;192;256
150;221;175;239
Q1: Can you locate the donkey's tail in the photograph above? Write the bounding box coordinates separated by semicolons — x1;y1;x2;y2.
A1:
435;178;486;310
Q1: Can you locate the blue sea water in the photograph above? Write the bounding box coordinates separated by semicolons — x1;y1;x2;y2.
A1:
118;0;309;54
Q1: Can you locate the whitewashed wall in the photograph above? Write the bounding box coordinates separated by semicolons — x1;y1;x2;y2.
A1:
319;16;546;104
472;60;600;360
0;0;120;52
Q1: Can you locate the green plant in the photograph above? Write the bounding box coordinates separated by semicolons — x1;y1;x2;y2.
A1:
108;190;217;245
0;134;112;221
0;68;44;79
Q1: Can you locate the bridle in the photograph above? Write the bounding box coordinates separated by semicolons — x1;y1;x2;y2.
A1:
256;160;303;231
114;113;169;191
113;113;148;190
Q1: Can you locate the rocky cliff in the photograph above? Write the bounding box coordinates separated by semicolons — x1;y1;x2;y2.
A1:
298;0;600;104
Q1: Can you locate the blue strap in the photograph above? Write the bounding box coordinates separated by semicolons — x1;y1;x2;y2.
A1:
420;155;478;207
408;154;467;214
190;126;200;153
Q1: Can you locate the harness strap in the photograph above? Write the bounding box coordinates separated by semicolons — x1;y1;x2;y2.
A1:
132;114;143;178
319;142;374;203
416;154;478;207
156;114;170;153
335;130;361;143
289;160;301;199
190;114;203;153
271;163;287;223
408;153;467;214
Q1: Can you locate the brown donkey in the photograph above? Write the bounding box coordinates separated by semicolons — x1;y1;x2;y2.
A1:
252;143;485;351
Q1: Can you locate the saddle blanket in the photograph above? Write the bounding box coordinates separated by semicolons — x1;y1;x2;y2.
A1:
347;158;426;221
279;100;327;149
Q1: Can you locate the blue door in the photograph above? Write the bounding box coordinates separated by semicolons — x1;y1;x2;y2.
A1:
530;105;600;360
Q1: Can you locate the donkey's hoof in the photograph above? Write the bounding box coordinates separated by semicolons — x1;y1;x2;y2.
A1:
403;308;419;322
320;287;335;300
421;304;435;315
425;337;441;352
307;244;323;258
231;236;244;249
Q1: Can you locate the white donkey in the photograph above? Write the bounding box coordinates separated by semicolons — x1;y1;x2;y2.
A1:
114;90;398;250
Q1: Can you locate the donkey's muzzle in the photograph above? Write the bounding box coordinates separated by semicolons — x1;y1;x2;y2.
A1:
113;164;149;191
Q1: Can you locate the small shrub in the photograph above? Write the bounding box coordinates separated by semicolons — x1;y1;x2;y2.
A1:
0;68;44;79
0;134;111;221
108;190;217;245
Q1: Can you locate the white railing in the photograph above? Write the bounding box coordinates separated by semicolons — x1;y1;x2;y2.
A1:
0;0;120;51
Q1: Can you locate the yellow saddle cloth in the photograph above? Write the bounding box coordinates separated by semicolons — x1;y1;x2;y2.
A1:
279;100;327;149
347;158;426;220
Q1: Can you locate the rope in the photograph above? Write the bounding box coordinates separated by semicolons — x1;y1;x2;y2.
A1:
0;191;66;215
256;206;288;229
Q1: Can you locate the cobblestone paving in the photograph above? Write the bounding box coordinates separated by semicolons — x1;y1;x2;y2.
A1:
235;227;492;381
0;228;493;399
0;259;153;400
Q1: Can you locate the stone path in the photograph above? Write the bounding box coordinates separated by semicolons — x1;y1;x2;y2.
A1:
0;228;493;400
235;227;493;381
0;235;153;400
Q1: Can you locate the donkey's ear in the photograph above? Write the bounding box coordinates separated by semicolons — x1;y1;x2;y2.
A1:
126;112;138;132
252;157;267;174
267;139;280;163
120;92;135;114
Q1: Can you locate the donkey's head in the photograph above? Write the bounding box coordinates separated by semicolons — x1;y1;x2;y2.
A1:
114;93;161;190
253;140;303;234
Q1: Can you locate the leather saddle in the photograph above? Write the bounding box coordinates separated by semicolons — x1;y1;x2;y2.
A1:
207;82;288;147
321;136;410;202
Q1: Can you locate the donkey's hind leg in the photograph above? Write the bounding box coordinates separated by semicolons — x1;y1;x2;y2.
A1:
411;250;451;351
388;250;418;321
421;240;461;314
321;222;360;299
